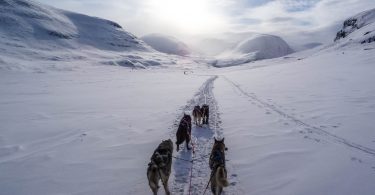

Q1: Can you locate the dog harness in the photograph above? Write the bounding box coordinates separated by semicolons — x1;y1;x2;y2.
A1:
210;149;225;170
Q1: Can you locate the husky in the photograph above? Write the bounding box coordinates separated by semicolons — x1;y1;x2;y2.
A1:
201;104;209;125
209;138;229;195
175;114;192;152
192;105;202;126
147;139;173;195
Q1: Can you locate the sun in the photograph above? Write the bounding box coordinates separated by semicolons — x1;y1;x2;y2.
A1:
146;0;225;34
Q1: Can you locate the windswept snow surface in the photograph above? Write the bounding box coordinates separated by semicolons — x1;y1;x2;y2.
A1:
0;68;210;195
1;1;375;195
1;43;375;195
213;45;375;195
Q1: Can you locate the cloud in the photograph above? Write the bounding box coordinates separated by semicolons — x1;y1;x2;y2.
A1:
36;0;375;44
281;0;321;12
269;17;294;22
230;0;375;33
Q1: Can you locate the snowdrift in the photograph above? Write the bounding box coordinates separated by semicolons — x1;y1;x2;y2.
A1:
334;8;375;45
213;34;293;67
141;34;191;56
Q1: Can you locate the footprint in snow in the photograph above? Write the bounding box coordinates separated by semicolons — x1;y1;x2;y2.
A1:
350;157;363;163
79;133;87;141
146;129;154;132
265;111;271;115
305;128;313;133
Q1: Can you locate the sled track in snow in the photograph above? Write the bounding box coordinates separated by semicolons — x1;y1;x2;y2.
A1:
222;76;375;157
168;76;242;195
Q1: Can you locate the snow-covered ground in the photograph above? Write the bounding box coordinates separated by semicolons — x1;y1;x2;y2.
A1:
214;45;375;195
1;1;375;195
1;44;375;194
0;68;210;194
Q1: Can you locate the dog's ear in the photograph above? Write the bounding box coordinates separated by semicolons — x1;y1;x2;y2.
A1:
221;138;225;142
214;137;218;142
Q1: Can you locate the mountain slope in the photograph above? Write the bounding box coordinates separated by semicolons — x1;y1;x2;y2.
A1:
0;0;202;71
213;34;293;67
0;0;150;51
141;34;191;56
334;8;375;45
234;34;293;59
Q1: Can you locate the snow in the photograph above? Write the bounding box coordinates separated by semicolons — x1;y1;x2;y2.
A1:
334;8;375;46
1;1;375;195
0;0;186;72
141;34;191;56
0;0;150;51
0;69;210;195
212;34;293;67
214;46;375;195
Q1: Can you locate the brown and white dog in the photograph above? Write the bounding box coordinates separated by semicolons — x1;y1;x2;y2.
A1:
147;139;173;195
192;105;202;126
209;138;229;195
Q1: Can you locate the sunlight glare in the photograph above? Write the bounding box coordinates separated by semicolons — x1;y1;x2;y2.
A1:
147;0;225;34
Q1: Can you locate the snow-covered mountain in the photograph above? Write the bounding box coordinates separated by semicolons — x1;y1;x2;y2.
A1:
0;0;195;71
1;2;375;195
189;31;259;56
234;34;293;59
213;34;293;67
191;38;232;56
141;33;191;56
0;0;149;51
334;8;375;45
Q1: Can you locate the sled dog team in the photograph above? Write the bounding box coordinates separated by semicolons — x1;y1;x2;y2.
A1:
147;104;229;195
192;104;209;126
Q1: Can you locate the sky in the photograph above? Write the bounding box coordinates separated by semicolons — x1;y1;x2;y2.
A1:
36;0;375;43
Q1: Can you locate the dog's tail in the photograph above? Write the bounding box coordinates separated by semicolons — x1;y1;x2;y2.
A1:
148;163;159;190
216;166;229;187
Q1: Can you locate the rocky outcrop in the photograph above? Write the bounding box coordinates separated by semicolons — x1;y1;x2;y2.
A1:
334;8;375;44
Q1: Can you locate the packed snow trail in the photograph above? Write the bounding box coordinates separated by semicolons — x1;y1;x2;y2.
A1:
221;76;375;157
167;76;242;195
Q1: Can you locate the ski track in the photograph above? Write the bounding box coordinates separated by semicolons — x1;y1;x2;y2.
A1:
221;75;375;158
167;76;242;195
